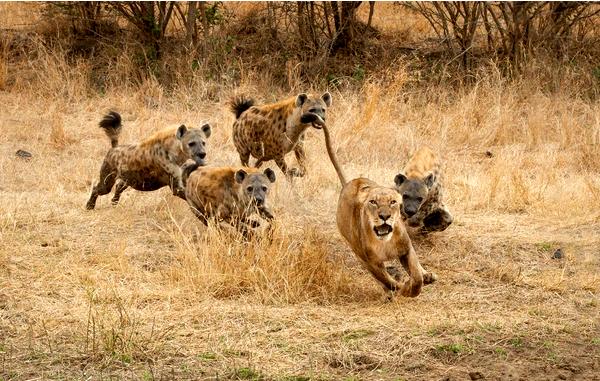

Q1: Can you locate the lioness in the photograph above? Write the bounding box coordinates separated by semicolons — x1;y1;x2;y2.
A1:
310;114;435;297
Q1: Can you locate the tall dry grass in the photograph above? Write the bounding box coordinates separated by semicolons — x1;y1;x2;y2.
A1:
1;2;599;380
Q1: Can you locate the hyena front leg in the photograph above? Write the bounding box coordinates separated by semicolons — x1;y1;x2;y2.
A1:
291;140;307;177
158;157;186;198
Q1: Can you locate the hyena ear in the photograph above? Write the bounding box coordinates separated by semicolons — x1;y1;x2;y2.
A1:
321;91;332;107
235;169;248;184
176;125;188;140
295;93;308;107
263;168;276;183
425;173;435;188
394;173;407;187
201;122;212;139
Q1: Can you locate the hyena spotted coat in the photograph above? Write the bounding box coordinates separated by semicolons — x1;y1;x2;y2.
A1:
393;146;453;234
182;161;276;235
86;111;212;210
230;92;332;178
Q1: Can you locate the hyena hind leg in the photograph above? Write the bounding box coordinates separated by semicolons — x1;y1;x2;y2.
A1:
111;180;129;205
86;164;117;210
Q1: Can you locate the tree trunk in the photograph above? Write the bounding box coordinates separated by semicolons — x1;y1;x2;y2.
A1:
185;2;198;47
332;1;362;52
367;1;375;28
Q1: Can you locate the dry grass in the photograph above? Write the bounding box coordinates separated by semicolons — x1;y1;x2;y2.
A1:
1;2;600;381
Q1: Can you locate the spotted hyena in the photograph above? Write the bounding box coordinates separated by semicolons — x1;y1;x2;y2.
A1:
230;92;332;178
86;111;211;209
181;161;276;235
393;146;453;234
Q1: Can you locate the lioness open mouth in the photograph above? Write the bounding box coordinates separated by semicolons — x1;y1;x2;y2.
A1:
374;223;393;237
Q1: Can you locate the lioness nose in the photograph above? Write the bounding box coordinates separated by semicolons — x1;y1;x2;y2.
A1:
379;212;390;221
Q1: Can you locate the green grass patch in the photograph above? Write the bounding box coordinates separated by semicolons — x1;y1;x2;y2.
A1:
234;367;264;380
435;343;465;354
342;329;375;342
198;351;217;361
280;376;311;381
536;242;553;252
510;337;523;348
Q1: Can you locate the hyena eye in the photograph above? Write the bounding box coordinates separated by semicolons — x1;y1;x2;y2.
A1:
202;141;206;146
416;197;423;203
261;186;267;192
188;142;197;147
402;194;409;200
246;186;253;192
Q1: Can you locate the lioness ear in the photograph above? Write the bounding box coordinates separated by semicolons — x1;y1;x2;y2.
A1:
235;169;247;184
201;122;212;138
394;173;407;187
295;93;308;107
263;168;276;183
321;91;332;107
425;173;435;188
176;125;187;140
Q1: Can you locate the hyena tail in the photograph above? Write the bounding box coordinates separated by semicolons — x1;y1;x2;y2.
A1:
229;95;255;119
99;111;122;148
181;160;200;188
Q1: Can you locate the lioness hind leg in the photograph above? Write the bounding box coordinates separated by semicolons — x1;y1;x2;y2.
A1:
421;207;453;234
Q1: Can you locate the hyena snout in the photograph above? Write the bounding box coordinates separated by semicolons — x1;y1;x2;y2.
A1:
403;204;418;217
254;195;265;207
192;150;207;165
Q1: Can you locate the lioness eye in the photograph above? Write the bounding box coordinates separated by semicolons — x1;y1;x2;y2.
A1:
369;200;377;205
390;200;397;205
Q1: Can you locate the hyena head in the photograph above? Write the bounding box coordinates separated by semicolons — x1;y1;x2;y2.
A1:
297;92;332;129
176;123;212;166
235;168;276;209
393;173;435;218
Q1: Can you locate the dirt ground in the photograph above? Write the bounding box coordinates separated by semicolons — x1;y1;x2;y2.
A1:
1;88;599;380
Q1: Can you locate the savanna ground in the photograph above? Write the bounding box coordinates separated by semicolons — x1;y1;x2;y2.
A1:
1;2;600;380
